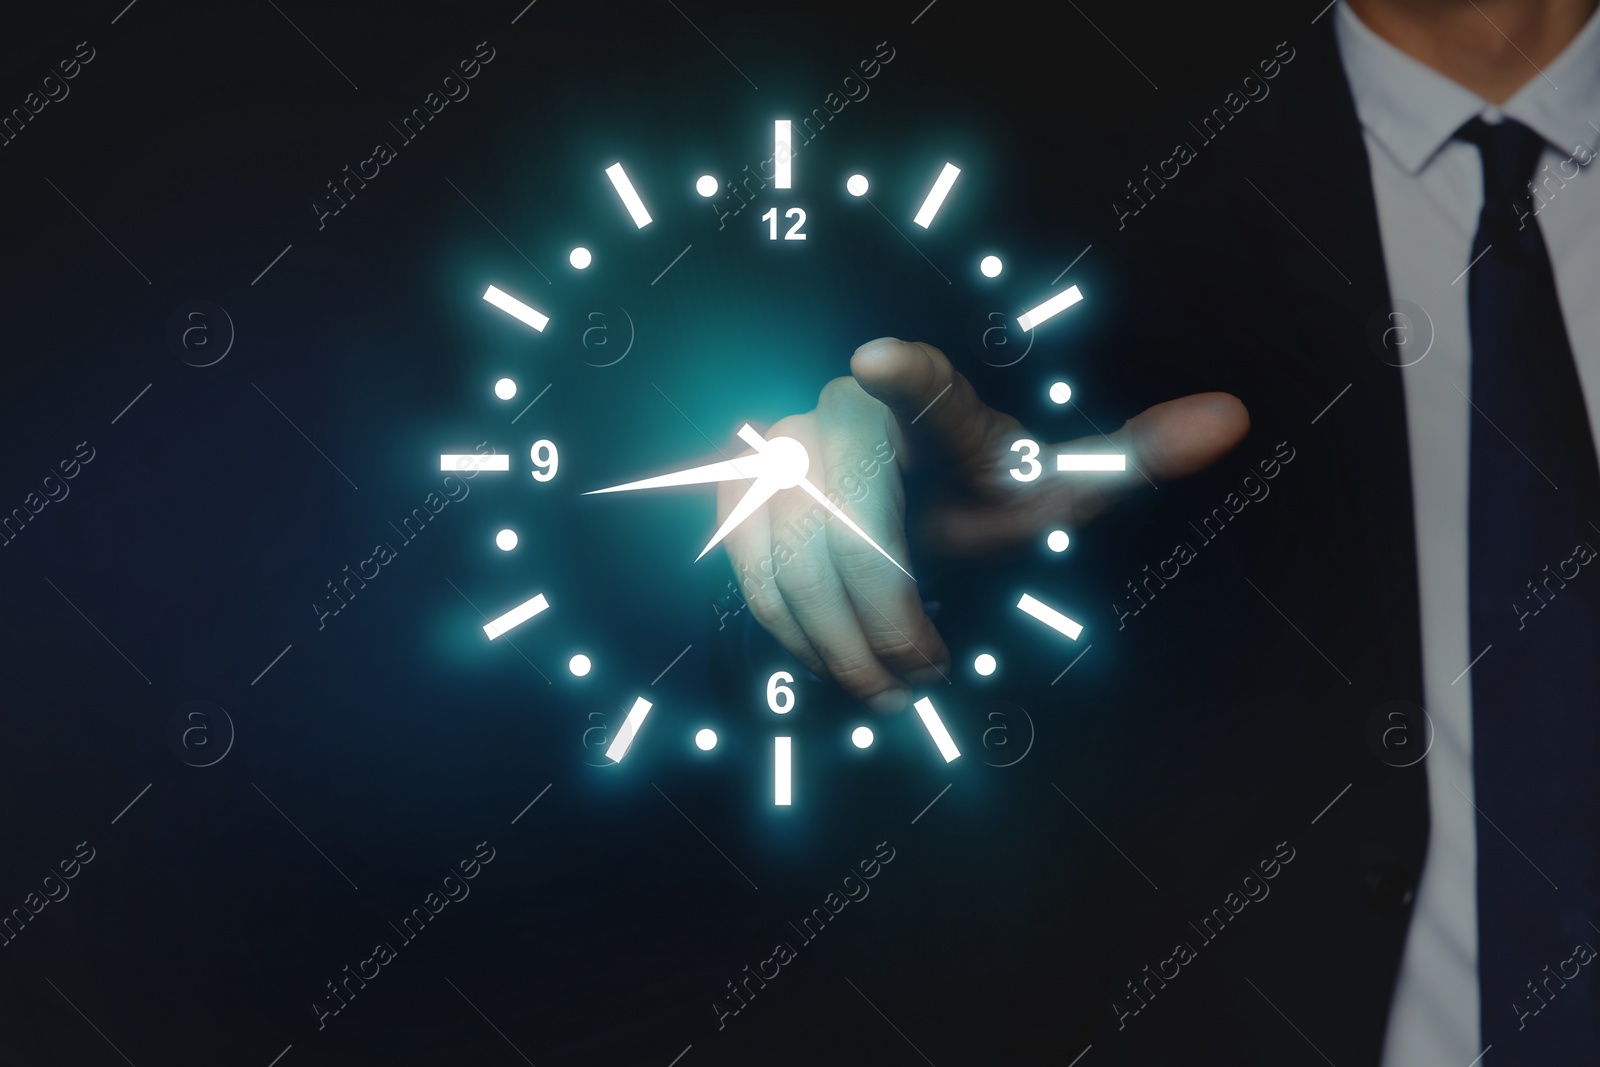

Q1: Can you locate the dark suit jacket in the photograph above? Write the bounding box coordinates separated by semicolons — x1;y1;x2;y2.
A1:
995;14;1432;1064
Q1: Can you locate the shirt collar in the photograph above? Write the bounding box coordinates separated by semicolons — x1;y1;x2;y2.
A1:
1503;4;1600;158
1335;0;1600;175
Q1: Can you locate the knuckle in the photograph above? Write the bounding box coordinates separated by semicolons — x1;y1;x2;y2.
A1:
818;645;889;692
772;550;836;603
818;375;858;407
742;584;789;629
770;413;810;439
910;340;951;376
865;629;931;665
829;463;898;504
826;525;902;574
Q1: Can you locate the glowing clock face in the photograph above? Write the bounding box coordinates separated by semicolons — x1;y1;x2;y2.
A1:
440;120;1118;805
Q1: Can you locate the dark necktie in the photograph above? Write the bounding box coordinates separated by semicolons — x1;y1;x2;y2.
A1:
1462;115;1600;1056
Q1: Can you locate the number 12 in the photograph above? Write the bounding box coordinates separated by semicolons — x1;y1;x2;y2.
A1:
761;207;807;240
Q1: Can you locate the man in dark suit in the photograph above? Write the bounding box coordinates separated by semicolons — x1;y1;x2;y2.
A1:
718;1;1600;1061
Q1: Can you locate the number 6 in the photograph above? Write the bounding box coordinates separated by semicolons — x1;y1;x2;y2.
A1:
766;671;795;714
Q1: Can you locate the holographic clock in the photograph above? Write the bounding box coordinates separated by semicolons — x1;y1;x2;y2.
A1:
439;120;1116;805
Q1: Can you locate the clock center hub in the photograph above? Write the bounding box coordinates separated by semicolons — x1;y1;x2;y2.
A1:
764;436;810;490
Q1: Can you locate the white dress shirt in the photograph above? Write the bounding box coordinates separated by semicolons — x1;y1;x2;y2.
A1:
1335;4;1600;1064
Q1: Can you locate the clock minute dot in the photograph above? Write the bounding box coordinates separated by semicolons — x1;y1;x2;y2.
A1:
1049;381;1072;404
494;377;517;400
980;255;1003;278
695;174;719;198
851;726;874;749
569;246;592;269
694;728;718;751
846;173;869;197
495;528;519;551
973;653;997;677
1047;529;1071;553
568;653;592;676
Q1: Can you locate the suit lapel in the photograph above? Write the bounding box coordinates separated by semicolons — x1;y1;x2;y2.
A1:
1252;18;1424;702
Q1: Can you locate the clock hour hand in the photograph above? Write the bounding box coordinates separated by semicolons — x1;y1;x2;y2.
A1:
795;477;914;579
583;452;769;495
696;469;786;561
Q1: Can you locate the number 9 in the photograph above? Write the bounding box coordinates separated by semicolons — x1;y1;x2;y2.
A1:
766;671;795;714
530;440;559;482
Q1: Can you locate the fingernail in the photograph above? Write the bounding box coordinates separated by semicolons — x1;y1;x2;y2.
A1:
867;689;911;713
905;665;948;687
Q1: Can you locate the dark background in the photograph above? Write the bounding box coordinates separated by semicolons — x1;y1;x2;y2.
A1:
0;1;1344;1063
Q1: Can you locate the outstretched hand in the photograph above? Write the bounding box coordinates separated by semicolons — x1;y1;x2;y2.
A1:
717;337;1249;711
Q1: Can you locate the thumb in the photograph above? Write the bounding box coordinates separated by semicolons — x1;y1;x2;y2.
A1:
850;337;1010;468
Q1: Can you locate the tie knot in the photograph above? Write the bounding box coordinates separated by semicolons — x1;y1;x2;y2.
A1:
1456;116;1548;204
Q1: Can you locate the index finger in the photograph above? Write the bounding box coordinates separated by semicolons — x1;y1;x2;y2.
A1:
849;338;1010;472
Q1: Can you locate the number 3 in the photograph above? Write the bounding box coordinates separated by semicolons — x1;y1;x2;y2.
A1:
1009;439;1042;482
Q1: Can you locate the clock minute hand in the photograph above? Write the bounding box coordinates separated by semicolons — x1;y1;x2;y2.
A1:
583;452;769;495
691;425;812;560
795;477;914;580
